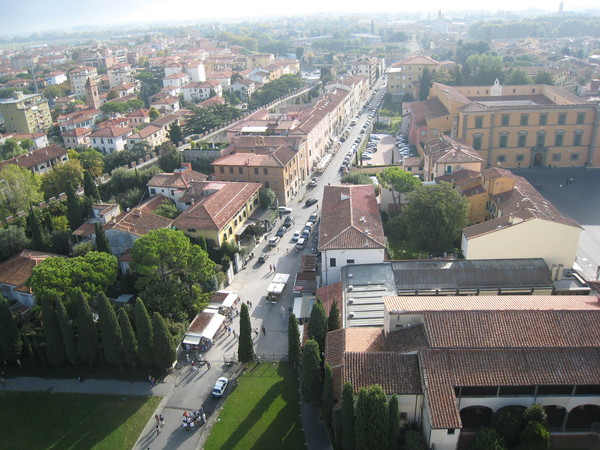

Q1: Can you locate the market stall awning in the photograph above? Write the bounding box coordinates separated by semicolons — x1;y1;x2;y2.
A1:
201;312;226;340
219;291;238;308
293;296;315;319
183;335;202;345
267;283;286;295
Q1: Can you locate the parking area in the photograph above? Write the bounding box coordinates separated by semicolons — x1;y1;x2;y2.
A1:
359;132;413;167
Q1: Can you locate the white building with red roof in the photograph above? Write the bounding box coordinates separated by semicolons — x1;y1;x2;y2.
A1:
89;126;133;154
318;185;386;285
147;163;208;203
181;81;222;103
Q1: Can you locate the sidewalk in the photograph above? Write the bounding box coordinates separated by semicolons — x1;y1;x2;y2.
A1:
0;374;175;396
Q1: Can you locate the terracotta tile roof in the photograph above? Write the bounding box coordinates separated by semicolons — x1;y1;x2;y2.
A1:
325;327;386;368
0;249;63;293
127;109;150;118
318;185;385;251
435;169;481;185
0;145;67;170
316;282;344;323
129;125;163;140
198;96;225;107
89;126;133;139
463;169;581;239
344;352;422;395
173;181;261;231
394;56;440;67
421;348;600;429
105;208;173;236
61;127;92;137
71;222;96;238
212;145;296;168
384;295;600;313
147;169;207;189
386;325;429;353
409;97;449;122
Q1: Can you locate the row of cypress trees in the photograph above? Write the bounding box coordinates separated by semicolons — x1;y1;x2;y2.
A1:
40;295;176;370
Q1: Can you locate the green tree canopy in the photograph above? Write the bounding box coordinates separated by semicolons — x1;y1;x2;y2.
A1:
55;298;78;365
464;54;504;85
469;427;506;450
78;149;104;177
248;74;304;109
131;229;215;318
323;363;334;435
118;308;138;367
419;67;433;100
183;104;242;136
492;405;526;447
259;188;276;209
0;138;29;161
29;251;118;303
135;298;154;367
75;292;98;367
0;225;30;262
388;394;401;449
534;70;555;85
341;382;355;450
83;171;101;201
41;296;65;366
377;167;421;215
308;297;328;354
0;164;43;218
301;339;322;406
0;295;22;364
402;182;468;255
355;384;389;450
167;123;183;145
96;293;123;368
288;312;301;368
519;420;550;450
41;159;84;200
152;312;176;369
155;199;180;219
505;68;532;85
94;222;112;254
238;302;255;363
157;142;183;172
327;299;341;332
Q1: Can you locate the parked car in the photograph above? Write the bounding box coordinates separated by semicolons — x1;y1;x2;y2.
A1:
362;153;373;160
309;213;318;223
268;236;280;247
308;179;317;188
284;215;294;226
301;228;310;239
276;225;288;237
295;238;306;250
305;197;318;207
258;253;269;264
292;230;301;242
277;206;292;214
212;377;229;397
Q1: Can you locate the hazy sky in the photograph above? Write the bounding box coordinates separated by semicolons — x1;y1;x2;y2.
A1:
3;0;598;36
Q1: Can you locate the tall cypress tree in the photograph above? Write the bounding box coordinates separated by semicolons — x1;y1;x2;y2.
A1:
388;394;401;449
28;206;48;251
301;339;322;406
94;223;112;255
327;298;341;331
238;302;255;363
118;308;138;367
83;171;100;201
76;292;97;367
41;296;66;366
152;312;176;370
55;298;78;365
135;298;153;367
96;293;123;368
66;183;84;230
0;295;22;364
323;363;334;436
342;382;356;450
287;313;301;369
308;297;327;354
355;385;389;450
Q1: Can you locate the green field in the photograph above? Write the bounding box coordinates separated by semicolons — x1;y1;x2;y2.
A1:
0;391;160;449
204;362;305;450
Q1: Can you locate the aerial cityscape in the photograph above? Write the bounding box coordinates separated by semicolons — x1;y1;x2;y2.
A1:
1;3;600;450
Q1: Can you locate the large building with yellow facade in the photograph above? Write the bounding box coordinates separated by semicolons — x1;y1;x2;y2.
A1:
0;92;52;134
387;56;442;100
408;81;600;168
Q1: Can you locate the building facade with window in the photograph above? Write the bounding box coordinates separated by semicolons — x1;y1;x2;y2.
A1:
407;81;600;168
0;92;52;134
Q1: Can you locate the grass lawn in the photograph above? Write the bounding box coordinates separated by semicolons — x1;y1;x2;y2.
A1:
204;362;305;450
0;391;160;449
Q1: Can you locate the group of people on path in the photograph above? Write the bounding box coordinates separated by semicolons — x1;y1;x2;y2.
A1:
182;407;207;431
154;414;165;435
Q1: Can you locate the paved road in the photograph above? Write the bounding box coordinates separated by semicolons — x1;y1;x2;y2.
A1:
2;80;385;450
517;166;600;281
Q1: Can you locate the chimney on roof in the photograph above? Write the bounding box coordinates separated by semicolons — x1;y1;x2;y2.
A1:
180;162;191;172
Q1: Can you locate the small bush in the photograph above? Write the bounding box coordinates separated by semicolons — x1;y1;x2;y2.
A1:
519;420;550;450
469;427;506;450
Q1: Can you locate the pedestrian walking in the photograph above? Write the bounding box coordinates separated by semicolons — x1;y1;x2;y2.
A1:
151;377;157;386
155;424;160;436
249;300;252;308
155;414;160;426
570;177;574;184
160;415;165;427
148;374;153;385
269;264;272;271
254;328;259;337
273;265;276;272
1;374;5;386
233;330;237;338
281;305;285;315
262;325;266;335
227;327;231;336
206;361;211;370
192;360;197;371
77;374;84;382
